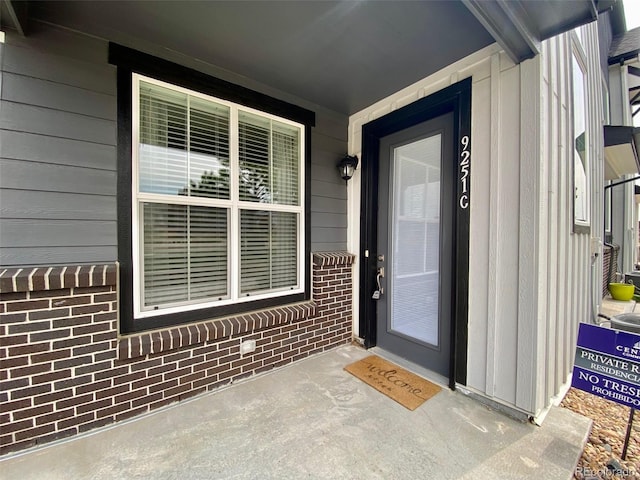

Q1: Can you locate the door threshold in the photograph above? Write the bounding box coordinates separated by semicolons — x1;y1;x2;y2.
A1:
369;347;449;389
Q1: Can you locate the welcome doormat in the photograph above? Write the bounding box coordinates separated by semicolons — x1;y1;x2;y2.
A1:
344;355;441;410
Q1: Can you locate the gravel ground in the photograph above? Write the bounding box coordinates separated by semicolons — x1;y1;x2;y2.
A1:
561;387;639;479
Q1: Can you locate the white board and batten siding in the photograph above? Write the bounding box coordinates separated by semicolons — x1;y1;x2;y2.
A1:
531;23;605;416
348;22;605;416
0;22;350;267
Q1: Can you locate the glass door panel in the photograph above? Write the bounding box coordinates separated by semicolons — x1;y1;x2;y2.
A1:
390;134;441;346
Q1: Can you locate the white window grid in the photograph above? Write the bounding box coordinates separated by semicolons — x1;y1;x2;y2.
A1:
131;73;306;318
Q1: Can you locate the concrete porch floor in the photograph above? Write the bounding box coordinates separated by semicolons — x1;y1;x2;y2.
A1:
0;345;591;480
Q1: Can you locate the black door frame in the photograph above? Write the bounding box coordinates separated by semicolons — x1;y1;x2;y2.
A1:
359;78;471;390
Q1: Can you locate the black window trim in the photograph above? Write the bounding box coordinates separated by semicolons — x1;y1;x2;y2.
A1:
110;43;314;334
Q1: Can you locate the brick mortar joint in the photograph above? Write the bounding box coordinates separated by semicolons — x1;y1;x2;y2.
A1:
118;299;321;360
0;264;119;294
115;262;352;359
0;336;353;454
312;251;356;268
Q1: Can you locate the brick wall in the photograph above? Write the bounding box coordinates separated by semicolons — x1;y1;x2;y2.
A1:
0;253;354;454
603;245;611;298
602;244;620;298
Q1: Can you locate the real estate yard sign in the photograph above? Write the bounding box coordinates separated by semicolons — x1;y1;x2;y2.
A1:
572;323;640;409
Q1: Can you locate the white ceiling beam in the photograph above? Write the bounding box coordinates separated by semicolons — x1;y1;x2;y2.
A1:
463;0;598;64
1;0;28;37
463;0;540;63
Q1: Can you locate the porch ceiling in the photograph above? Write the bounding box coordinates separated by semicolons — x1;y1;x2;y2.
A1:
20;1;600;116
25;0;493;115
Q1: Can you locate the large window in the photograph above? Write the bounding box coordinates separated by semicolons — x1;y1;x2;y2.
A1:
132;75;305;319
112;44;313;333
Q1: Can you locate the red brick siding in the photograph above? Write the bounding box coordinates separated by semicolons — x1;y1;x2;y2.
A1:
0;253;354;454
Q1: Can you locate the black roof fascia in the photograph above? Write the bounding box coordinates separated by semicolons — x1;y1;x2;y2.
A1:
604;125;639;147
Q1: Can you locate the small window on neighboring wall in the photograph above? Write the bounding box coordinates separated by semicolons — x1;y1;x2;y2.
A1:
602;78;610;125
605;187;612;237
602;77;611;239
572;40;590;233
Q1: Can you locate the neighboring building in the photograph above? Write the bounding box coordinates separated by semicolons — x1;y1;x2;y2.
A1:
602;16;640;283
0;0;632;453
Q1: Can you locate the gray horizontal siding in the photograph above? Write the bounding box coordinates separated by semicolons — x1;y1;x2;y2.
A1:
0;159;117;196
3;72;116;120
311;179;347;200
311;160;344;184
0;190;116;220
0;131;116;170
5;20;111;69
313;112;348;143
2;42;116;95
1;27;118;266
311;227;348;244
311;195;347;214
1;219;117;247
311;243;346;252
0;102;116;145
309;141;348;251
312;212;347;229
312;133;349;155
0;247;117;267
0;24;349;267
308;104;348;252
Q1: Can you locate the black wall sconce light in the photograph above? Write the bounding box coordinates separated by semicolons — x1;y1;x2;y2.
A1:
337;154;359;182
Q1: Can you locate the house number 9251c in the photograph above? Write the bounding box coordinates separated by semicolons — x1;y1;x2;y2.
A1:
459;135;470;209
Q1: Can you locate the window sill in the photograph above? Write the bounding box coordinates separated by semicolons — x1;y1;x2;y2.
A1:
117;300;317;360
573;223;591;235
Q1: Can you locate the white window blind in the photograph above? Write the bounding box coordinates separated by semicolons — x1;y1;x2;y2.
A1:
238;112;300;205
142;203;228;307
133;74;304;317
240;210;298;294
139;81;230;198
391;134;442;347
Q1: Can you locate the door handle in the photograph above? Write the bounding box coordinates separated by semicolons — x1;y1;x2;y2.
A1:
376;267;384;295
372;267;385;300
